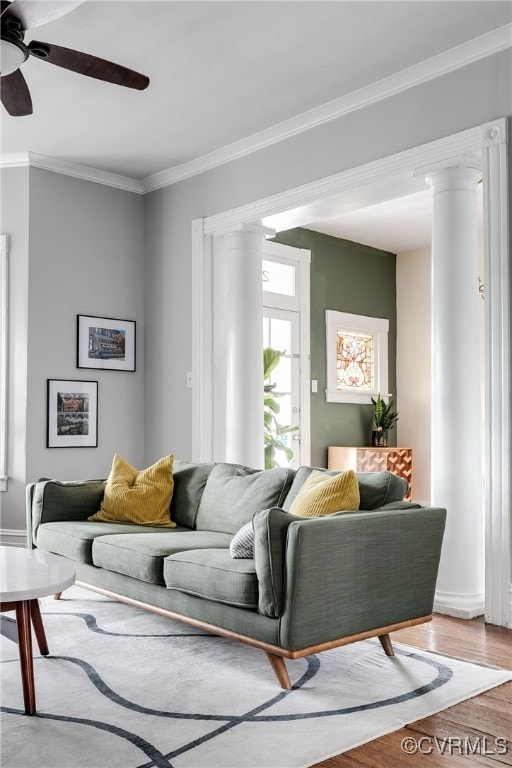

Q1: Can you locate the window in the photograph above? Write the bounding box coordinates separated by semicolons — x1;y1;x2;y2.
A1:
262;259;295;297
326;310;389;403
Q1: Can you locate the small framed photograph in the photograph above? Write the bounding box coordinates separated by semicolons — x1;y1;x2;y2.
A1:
77;315;136;372
47;380;98;448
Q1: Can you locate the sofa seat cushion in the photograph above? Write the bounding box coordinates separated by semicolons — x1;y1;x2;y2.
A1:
195;463;294;534
164;549;258;609
91;531;233;585
36;521;189;564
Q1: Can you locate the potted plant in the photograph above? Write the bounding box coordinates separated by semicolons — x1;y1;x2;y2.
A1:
371;394;399;447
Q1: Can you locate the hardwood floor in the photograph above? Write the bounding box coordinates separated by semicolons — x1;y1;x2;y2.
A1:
312;614;512;767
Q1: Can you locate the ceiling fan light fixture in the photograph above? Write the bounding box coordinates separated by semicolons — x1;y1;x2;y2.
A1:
0;36;28;75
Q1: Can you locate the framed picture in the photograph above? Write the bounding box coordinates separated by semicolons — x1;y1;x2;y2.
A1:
77;315;136;371
47;379;98;448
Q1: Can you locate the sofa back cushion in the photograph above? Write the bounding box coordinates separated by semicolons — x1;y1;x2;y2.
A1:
195;463;294;534
171;460;216;528
282;467;407;511
356;471;408;508
30;478;106;545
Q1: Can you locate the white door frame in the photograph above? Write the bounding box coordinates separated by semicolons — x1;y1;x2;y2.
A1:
192;117;510;626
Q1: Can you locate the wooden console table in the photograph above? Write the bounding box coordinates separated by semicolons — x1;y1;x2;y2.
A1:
328;446;413;501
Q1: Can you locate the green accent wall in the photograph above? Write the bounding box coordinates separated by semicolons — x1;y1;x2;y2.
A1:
272;228;397;468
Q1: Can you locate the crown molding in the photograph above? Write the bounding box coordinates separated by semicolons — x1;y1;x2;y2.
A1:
0;152;144;194
2;24;509;195
142;23;512;193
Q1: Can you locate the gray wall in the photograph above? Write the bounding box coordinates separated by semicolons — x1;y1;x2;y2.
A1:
2;168;144;533
143;49;511;462
273;228;396;468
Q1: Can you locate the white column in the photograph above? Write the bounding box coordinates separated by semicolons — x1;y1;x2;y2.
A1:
223;227;267;469
481;119;511;627
426;164;484;618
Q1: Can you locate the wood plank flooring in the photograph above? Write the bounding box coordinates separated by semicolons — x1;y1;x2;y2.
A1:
312;615;512;767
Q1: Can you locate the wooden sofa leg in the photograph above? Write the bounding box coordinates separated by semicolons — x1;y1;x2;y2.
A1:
265;652;292;690
53;593;62;600
378;633;394;656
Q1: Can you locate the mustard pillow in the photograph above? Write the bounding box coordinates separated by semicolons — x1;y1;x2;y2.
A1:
89;453;175;527
288;469;360;518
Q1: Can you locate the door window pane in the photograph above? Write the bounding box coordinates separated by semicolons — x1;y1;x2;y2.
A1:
262;259;295;296
264;316;297;469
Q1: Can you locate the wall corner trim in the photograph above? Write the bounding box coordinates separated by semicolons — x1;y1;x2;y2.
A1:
0;152;144;194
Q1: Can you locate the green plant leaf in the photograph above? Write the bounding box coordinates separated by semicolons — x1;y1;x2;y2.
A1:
264;347;284;380
276;424;299;436
371;394;399;430
264;396;280;414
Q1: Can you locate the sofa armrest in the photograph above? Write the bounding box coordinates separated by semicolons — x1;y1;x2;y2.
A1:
27;478;106;546
253;507;294;618
278;506;446;652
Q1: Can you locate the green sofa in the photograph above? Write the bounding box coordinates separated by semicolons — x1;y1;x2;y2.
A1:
26;461;446;688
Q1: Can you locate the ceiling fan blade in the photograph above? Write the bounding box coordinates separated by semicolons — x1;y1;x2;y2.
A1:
1;0;84;30
28;40;150;90
0;68;32;115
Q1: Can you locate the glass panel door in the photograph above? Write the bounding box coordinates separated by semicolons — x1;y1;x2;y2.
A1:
263;308;301;469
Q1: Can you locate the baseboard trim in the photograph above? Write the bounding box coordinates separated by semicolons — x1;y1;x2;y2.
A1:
434;590;485;619
0;529;26;547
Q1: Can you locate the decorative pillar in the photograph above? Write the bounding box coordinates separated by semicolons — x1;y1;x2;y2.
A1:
223;226;269;469
426;163;484;618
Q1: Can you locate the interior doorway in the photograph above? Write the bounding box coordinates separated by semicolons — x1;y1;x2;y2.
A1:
193;117;510;626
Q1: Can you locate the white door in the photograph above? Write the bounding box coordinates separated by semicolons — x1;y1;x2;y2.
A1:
262;241;311;468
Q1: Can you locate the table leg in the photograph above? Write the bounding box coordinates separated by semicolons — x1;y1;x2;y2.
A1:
30;600;49;656
15;601;36;715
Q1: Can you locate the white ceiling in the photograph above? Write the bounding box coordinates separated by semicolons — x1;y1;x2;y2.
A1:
307;189;437;253
1;0;511;182
306;185;482;253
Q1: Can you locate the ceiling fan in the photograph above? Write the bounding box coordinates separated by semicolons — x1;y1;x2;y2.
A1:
1;0;149;116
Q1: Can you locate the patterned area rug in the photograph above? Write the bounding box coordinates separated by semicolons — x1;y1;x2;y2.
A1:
1;586;510;768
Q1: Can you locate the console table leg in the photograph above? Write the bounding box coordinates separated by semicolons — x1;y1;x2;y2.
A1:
15;601;36;715
30;600;49;656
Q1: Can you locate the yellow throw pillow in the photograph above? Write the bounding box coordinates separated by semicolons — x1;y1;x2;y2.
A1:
289;469;360;518
89;453;175;527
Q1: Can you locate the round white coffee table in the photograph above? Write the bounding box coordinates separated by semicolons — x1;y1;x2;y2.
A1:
0;546;76;715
